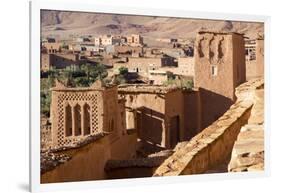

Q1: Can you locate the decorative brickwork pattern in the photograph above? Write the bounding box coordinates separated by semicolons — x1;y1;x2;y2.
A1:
55;93;99;147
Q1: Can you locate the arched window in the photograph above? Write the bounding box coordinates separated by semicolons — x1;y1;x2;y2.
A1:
65;104;72;137
84;103;91;135
74;104;82;136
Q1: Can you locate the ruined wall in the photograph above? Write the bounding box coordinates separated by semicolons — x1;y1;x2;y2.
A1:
118;85;202;149
194;32;246;128
121;92;166;147
153;78;263;176
118;86;184;149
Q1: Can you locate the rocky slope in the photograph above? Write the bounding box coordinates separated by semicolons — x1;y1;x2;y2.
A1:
41;10;264;40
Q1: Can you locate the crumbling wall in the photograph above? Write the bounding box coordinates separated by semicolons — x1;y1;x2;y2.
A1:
153;78;264;176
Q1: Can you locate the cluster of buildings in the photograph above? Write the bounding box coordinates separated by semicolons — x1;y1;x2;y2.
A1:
41;32;263;86
40;30;264;183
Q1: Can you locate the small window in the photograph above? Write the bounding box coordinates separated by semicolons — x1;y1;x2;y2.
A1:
211;65;218;76
109;119;114;131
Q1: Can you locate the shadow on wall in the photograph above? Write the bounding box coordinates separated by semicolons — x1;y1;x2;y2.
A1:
136;106;164;151
199;88;234;129
182;90;200;141
50;54;79;69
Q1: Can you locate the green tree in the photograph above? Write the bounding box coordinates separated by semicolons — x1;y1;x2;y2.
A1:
118;67;128;75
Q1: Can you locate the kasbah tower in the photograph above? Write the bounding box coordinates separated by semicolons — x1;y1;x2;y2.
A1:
194;31;246;129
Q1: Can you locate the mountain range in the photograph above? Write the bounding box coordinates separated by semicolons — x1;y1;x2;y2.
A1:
41;10;264;40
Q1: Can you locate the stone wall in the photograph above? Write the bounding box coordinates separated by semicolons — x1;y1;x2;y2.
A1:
153;78;264;176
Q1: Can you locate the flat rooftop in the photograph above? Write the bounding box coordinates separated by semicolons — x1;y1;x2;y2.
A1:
198;30;244;36
118;84;181;94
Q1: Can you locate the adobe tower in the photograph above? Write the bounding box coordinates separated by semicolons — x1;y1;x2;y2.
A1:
194;31;246;128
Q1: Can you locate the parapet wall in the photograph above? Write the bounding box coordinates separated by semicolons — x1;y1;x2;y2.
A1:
41;132;137;183
153;78;264;176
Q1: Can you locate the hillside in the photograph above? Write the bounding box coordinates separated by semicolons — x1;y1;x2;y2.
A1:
41;10;264;40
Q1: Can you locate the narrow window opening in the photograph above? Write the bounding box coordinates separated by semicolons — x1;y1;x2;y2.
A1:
84;104;91;135
211;65;218;76
65;104;72;137
74;104;82;136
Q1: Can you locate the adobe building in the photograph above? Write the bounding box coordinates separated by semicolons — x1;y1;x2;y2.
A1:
113;55;176;77
43;42;62;53
50;80;127;147
194;31;246;128
126;34;143;46
245;39;256;61
148;70;169;85
41;52;82;71
174;57;194;77
114;45;143;56
245;38;264;80
41;80;137;183
117;84;201;150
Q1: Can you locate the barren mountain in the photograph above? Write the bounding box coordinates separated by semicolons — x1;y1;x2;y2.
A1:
41;10;264;40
